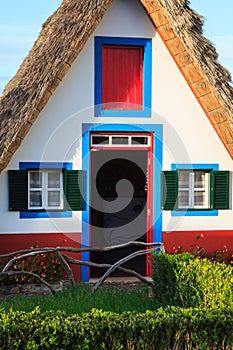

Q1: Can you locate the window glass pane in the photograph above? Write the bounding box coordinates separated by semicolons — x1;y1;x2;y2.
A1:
92;136;109;145
48;191;61;207
30;191;42;207
178;171;189;188
48;172;60;188
178;191;189;207
131;136;148;145
112;136;129;144
30;172;42;188
194;191;205;206
194;171;206;188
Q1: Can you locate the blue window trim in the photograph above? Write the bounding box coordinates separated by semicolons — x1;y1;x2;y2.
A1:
81;123;163;281
19;162;72;219
94;36;152;118
171;163;219;217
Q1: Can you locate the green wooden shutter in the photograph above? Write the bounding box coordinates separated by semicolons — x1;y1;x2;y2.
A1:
161;171;178;210
64;170;86;211
212;171;229;209
8;170;28;211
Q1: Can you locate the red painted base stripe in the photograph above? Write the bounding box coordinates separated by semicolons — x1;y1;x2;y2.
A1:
0;233;82;281
162;230;233;257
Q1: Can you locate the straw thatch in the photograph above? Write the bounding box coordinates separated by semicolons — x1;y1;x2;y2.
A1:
0;0;232;172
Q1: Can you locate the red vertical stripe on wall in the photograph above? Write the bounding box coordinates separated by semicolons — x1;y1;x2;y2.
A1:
102;45;143;109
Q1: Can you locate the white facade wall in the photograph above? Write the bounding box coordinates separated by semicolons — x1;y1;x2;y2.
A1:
0;0;232;234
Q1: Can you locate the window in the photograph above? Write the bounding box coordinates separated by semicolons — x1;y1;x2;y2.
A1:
161;167;229;212
95;36;152;117
9;166;86;213
177;170;210;209
91;133;151;147
28;170;63;210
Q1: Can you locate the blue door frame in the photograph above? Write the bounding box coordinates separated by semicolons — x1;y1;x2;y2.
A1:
81;123;163;281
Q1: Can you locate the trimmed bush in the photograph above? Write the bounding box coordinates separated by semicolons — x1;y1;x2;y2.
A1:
0;307;232;349
152;252;233;308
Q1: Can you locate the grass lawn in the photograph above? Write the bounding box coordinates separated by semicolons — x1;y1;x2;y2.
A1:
0;283;158;314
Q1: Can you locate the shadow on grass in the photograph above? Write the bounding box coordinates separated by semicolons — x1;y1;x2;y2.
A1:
0;283;159;314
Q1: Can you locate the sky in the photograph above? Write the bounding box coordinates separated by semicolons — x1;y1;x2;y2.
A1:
0;0;232;95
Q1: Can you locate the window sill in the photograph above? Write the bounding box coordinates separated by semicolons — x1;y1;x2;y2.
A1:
171;210;218;217
95;107;151;118
20;211;72;219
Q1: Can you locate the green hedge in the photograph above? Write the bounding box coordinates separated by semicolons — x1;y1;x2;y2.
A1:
153;252;233;308
0;307;232;349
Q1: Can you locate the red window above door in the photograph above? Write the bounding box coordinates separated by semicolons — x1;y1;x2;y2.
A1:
95;36;152;117
102;45;143;110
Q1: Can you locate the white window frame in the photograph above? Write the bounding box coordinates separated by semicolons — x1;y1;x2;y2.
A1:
91;134;151;147
178;171;210;209
28;170;63;210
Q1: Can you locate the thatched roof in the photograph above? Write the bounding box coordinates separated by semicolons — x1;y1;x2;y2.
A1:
0;0;232;172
